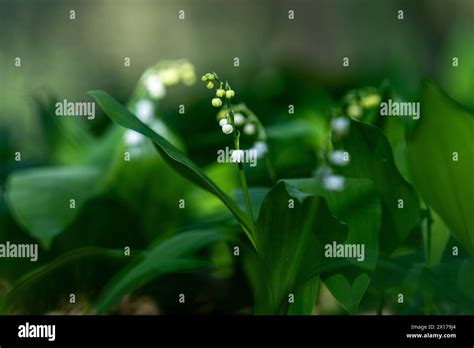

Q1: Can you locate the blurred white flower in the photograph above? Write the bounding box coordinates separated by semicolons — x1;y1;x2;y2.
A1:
347;103;362;118
150;119;167;135
331;117;350;137
144;74;166;99
219;118;228;127
329;150;350;166
124;129;144;146
313;165;333;179
233;113;246;126
231;149;245;163
360;94;381;109
323;175;345;192
252;141;268;159
243;123;256;135
135;99;154;123
180;62;196;86
159;68;180;85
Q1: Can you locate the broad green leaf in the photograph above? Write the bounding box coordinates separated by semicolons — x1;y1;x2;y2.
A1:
266;119;322;140
253;181;347;314
112;142;190;242
324;273;370;313
6;166;104;249
80;125;124;170
5;123;129;250
285;178;381;314
1;248;127;314
96;229;230;313
89;90;254;245
35;94;95;165
440;29;474;109
333;119;420;251
458;258;474;301
286;277;319;315
187;163;239;219
418;257;474;313
407;81;474;255
428;210;450;266
234;187;270;219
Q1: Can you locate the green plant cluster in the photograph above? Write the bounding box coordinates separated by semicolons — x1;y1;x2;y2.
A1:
1;61;473;315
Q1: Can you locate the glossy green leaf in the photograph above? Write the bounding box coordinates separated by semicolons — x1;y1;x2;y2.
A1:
253;181;347;314
6;166;104;249
407;81;474;255
333;119;420;251
95;229;230;313
285;178;381;313
89;90;254;245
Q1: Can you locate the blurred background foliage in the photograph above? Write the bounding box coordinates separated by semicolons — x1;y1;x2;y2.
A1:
0;0;473;314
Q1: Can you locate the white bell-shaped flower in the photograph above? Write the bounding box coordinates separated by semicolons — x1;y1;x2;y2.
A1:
144;74;166;99
243;123;256;135
252;141;268;159
323;175;345;192
329;150;350;166
331;117;350;137
135;99;154;124
233;113;246;126
222;124;233;134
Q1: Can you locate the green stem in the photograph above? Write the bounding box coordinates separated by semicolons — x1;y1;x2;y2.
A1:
235;103;277;184
227;99;258;250
238;161;257;244
205;75;258;249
